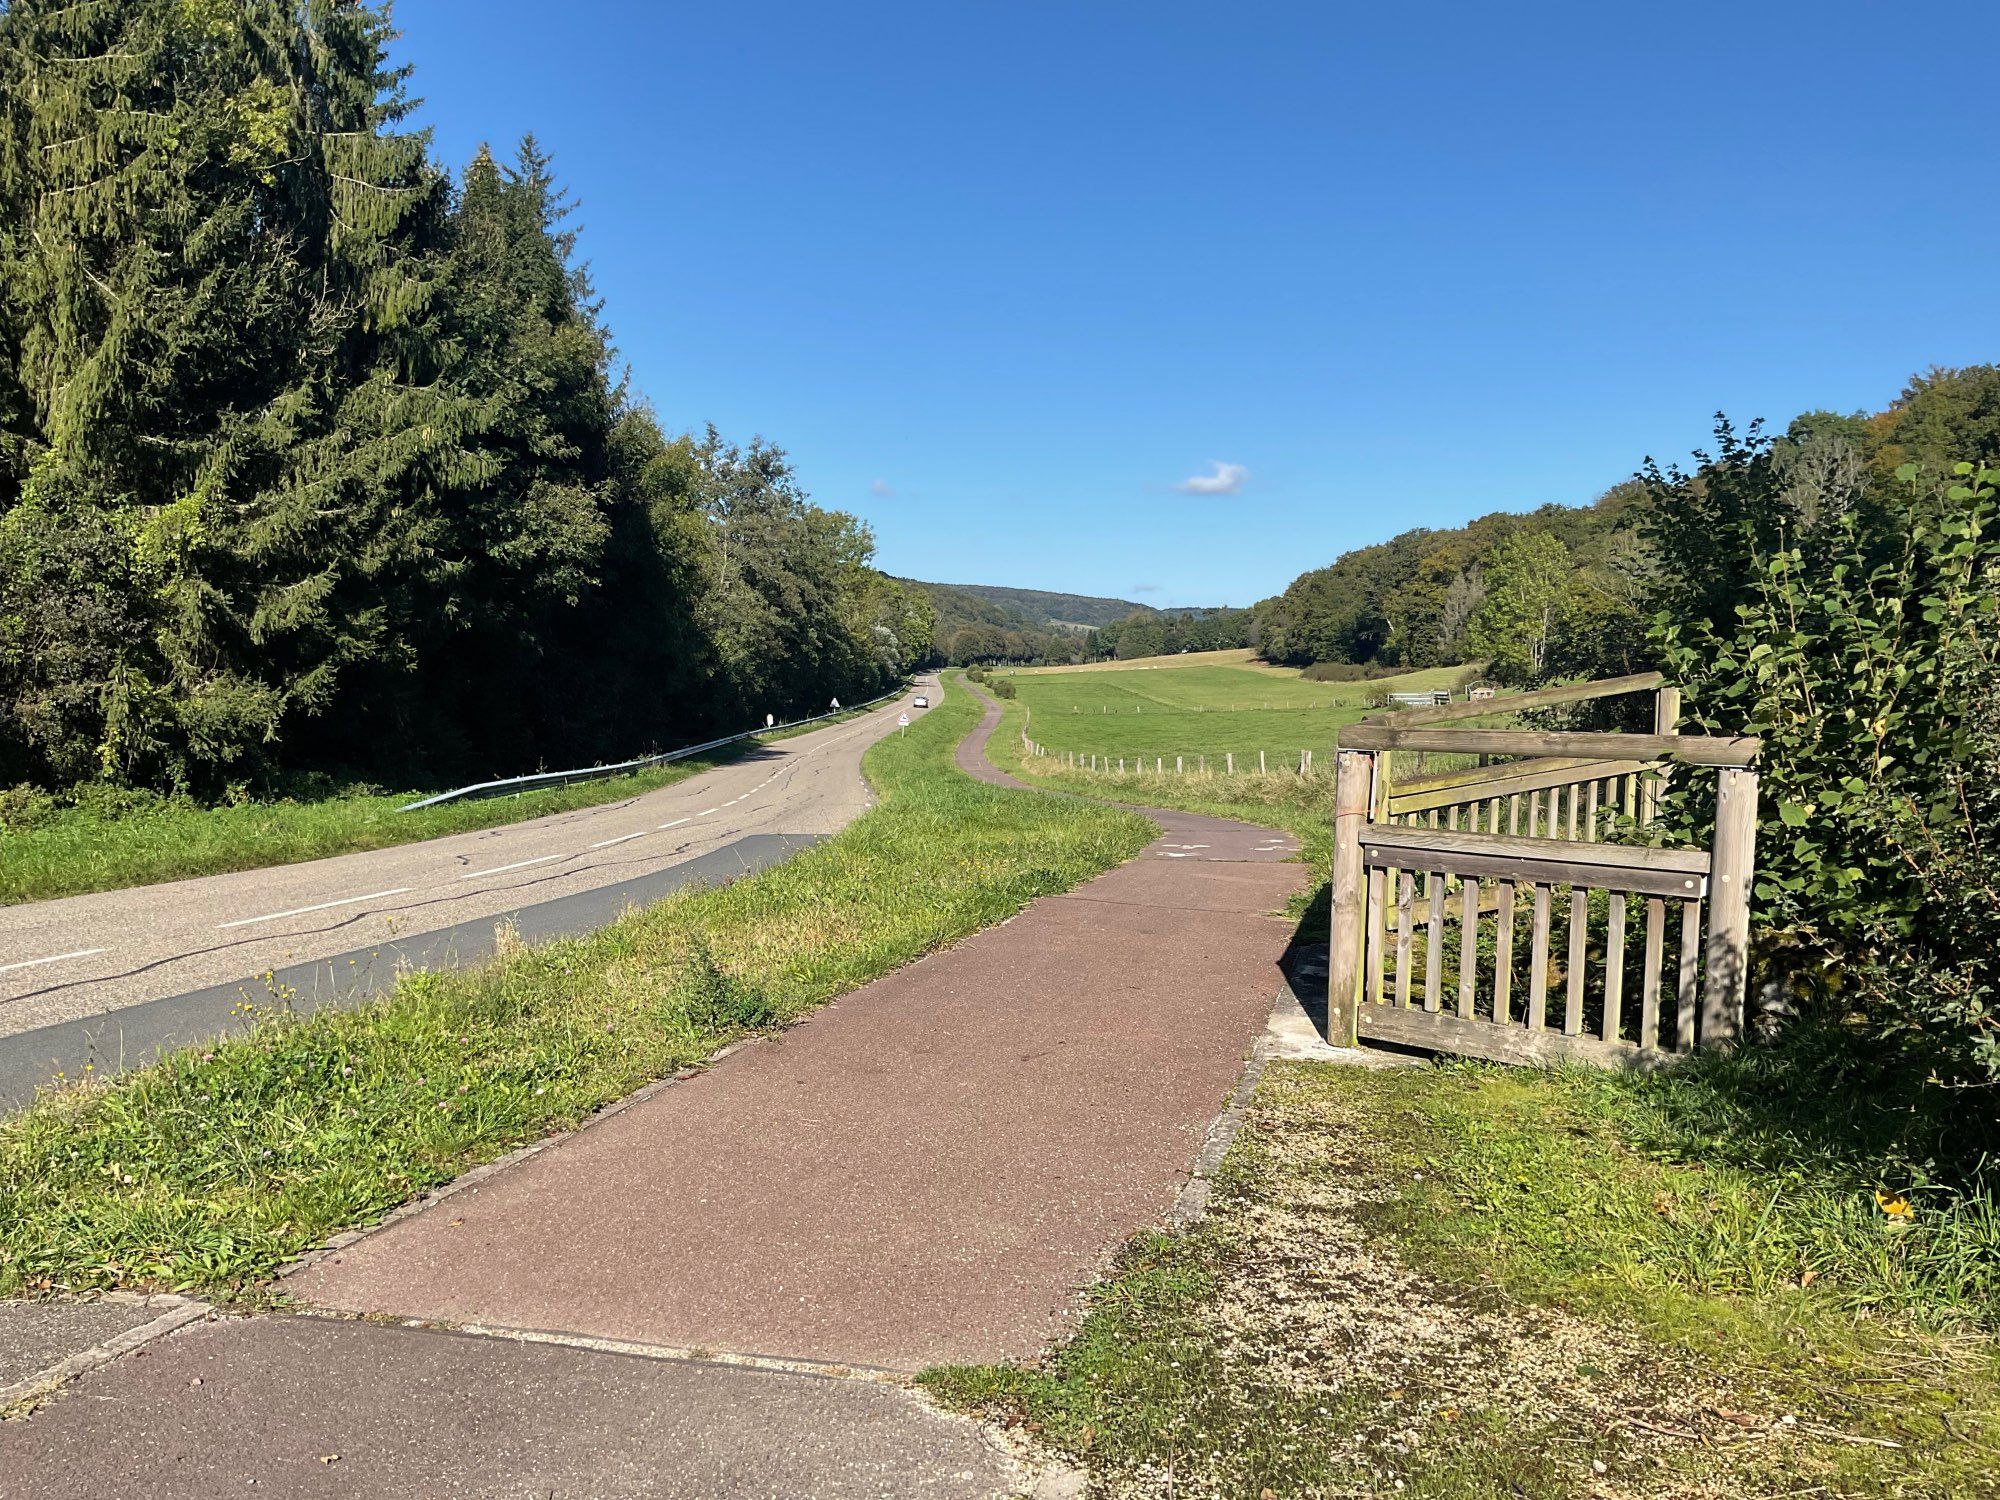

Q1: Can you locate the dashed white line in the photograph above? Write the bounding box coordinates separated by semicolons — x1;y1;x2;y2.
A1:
658;818;690;830
458;854;565;881
217;888;412;929
698;808;718;816
589;832;646;849
0;946;108;975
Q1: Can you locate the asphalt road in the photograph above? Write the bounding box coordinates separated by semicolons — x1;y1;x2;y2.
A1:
0;682;931;1066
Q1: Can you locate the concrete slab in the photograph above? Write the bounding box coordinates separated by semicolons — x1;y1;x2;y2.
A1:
0;1315;1036;1499
0;1297;194;1393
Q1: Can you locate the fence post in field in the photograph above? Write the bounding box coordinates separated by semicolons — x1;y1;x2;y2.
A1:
1176;755;1184;774
1702;764;1758;1048
1326;748;1375;1048
1259;750;1267;774
1119;757;1126;773
1156;756;1162;773
1226;752;1234;773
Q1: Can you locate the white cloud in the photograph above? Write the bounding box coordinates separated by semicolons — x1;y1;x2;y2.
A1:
1174;461;1248;495
869;479;894;498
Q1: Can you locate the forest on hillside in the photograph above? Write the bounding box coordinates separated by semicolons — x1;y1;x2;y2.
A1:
0;1;933;797
1251;367;2000;689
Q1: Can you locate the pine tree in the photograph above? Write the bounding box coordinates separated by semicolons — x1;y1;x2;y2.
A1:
0;0;490;787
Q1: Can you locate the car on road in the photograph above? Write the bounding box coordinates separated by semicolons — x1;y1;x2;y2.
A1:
913;694;929;708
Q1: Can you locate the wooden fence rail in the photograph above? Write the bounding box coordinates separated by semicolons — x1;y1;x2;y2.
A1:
1328;674;1759;1070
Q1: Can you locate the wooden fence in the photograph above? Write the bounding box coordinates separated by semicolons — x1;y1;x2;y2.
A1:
1326;673;1761;1069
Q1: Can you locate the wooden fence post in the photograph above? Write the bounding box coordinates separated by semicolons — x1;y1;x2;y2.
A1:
1226;752;1234;773
1326;748;1375;1048
1702;764;1758;1048
1642;684;1681;825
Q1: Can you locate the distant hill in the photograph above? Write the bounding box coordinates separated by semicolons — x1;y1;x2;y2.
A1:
905;579;1244;665
904;580;1155;665
935;583;1151;631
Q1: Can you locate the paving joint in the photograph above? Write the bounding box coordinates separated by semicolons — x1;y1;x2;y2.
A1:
0;1295;214;1415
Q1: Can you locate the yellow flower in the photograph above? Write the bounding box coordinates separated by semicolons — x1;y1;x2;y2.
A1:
1874;1189;1913;1219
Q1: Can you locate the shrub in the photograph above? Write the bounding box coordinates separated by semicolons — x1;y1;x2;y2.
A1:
1659;461;2000;1104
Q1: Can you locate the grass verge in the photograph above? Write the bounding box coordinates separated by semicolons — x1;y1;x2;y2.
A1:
0;677;1152;1296
0;697;905;907
0;754;745;907
925;1059;2000;1498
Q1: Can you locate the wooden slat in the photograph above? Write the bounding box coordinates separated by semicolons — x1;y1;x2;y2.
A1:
1565;784;1579;840
1585;780;1600;843
1358;1004;1677;1071
1395;870;1415;1008
1564;887;1588;1035
1603;894;1627;1043
1341;725;1763;768
1676;898;1702;1051
1493;882;1517;1024
1365;864;1386;1006
1458;876;1479;1019
1424;877;1446;1012
1639;896;1665;1050
1359;826;1709;900
1527;884;1551;1030
1507;792;1521;836
1387;755;1649;814
1373;671;1667;726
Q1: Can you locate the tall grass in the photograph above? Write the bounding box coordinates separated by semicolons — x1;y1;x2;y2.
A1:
0;679;1153;1295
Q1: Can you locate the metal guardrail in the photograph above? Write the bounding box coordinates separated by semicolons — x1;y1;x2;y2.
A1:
397;684;913;812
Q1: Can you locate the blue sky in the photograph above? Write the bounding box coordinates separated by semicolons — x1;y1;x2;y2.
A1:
394;2;2000;609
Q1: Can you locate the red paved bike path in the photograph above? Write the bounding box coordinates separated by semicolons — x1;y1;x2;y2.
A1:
287;687;1303;1370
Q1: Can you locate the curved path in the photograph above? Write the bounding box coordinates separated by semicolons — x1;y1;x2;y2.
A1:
955;678;1299;862
0;682;932;1099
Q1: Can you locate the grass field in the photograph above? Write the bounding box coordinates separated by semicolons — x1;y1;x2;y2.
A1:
994;657;1468;763
0;678;1152;1296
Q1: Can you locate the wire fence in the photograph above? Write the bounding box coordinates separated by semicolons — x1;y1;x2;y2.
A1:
398;683;912;812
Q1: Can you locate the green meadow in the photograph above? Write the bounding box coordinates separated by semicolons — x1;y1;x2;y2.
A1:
994;655;1469;763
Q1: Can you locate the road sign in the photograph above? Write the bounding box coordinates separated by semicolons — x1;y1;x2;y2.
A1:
898;712;910;735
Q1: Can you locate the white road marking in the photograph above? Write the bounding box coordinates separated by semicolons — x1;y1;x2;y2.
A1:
0;946;108;975
589;832;646;849
698;808;718;816
458;854;564;881
217;888;412;929
658;818;690;830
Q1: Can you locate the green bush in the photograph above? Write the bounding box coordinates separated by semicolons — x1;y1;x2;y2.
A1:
1660;461;2000;1102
